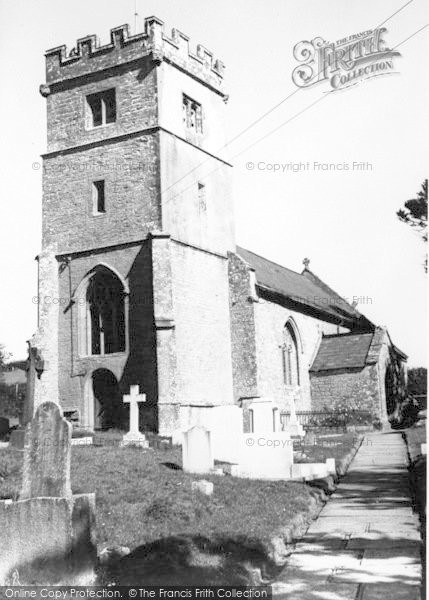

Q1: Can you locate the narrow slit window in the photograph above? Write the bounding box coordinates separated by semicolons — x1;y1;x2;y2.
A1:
93;180;105;215
198;182;206;212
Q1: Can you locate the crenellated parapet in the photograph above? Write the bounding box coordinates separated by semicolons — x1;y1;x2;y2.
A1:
43;16;225;94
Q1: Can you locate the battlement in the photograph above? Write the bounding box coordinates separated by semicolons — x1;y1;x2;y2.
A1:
43;16;225;94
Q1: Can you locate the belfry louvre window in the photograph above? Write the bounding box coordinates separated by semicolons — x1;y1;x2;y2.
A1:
183;94;203;133
87;89;116;127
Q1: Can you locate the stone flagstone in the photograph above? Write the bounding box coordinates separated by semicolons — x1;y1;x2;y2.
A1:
20;401;72;499
121;385;149;448
272;431;422;598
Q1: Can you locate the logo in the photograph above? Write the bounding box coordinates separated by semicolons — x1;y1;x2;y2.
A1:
292;28;400;91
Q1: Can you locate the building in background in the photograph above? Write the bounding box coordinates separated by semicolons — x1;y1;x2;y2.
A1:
0;360;27;428
36;17;407;434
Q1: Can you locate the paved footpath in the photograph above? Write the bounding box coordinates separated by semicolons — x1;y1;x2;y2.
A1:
273;431;423;599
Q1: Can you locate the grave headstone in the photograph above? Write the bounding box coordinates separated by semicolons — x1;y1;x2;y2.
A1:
326;458;336;475
209;405;242;464
232;432;293;480
182;425;214;474
20;401;72;500
120;385;149;448
291;462;313;480
1;400;97;582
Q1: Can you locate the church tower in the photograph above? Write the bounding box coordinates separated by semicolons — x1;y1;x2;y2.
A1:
40;17;235;433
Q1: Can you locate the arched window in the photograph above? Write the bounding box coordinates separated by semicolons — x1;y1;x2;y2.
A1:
78;267;126;356
282;321;300;386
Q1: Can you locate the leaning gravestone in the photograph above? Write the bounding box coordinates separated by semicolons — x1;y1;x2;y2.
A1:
182;425;214;474
0;401;96;584
21;402;71;499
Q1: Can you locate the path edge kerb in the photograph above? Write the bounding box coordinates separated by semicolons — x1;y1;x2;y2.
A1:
264;434;365;575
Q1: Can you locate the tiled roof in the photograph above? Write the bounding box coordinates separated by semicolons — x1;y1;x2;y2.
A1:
310;333;374;372
236;246;373;329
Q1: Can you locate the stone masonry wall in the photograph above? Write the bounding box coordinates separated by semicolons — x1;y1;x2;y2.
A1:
310;364;381;419
56;241;158;430
42;133;160;254
254;298;343;412
170;241;234;407
44;58;158;153
227;252;258;402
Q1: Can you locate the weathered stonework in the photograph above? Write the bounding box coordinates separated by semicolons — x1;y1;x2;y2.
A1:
309;327;407;424
21;402;72;500
37;16;406;436
40;17;233;434
31;246;60;414
310;366;381;417
228;252;259;402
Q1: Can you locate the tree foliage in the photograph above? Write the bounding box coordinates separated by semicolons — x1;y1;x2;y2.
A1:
397;180;428;271
407;367;427;397
0;345;10;369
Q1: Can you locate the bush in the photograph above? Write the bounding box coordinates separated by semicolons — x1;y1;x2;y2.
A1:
308;407;373;430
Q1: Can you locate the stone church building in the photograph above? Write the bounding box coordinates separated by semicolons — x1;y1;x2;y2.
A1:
36;16;407;434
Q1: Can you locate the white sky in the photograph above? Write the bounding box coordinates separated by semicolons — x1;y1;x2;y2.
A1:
0;0;427;366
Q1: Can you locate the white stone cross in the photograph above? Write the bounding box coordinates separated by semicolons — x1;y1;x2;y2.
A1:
123;385;146;435
121;385;148;448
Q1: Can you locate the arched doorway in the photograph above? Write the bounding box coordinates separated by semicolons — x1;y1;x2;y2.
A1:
91;369;123;430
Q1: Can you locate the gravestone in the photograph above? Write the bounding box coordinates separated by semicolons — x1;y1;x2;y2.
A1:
209;405;242;464
21;402;72;499
0;400;96;584
120;385;149;448
291;462;313;480
182;425;214;474
326;458;336;475
232;432;293;480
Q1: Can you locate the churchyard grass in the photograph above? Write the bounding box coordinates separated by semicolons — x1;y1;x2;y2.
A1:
0;431;366;584
0;439;314;554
